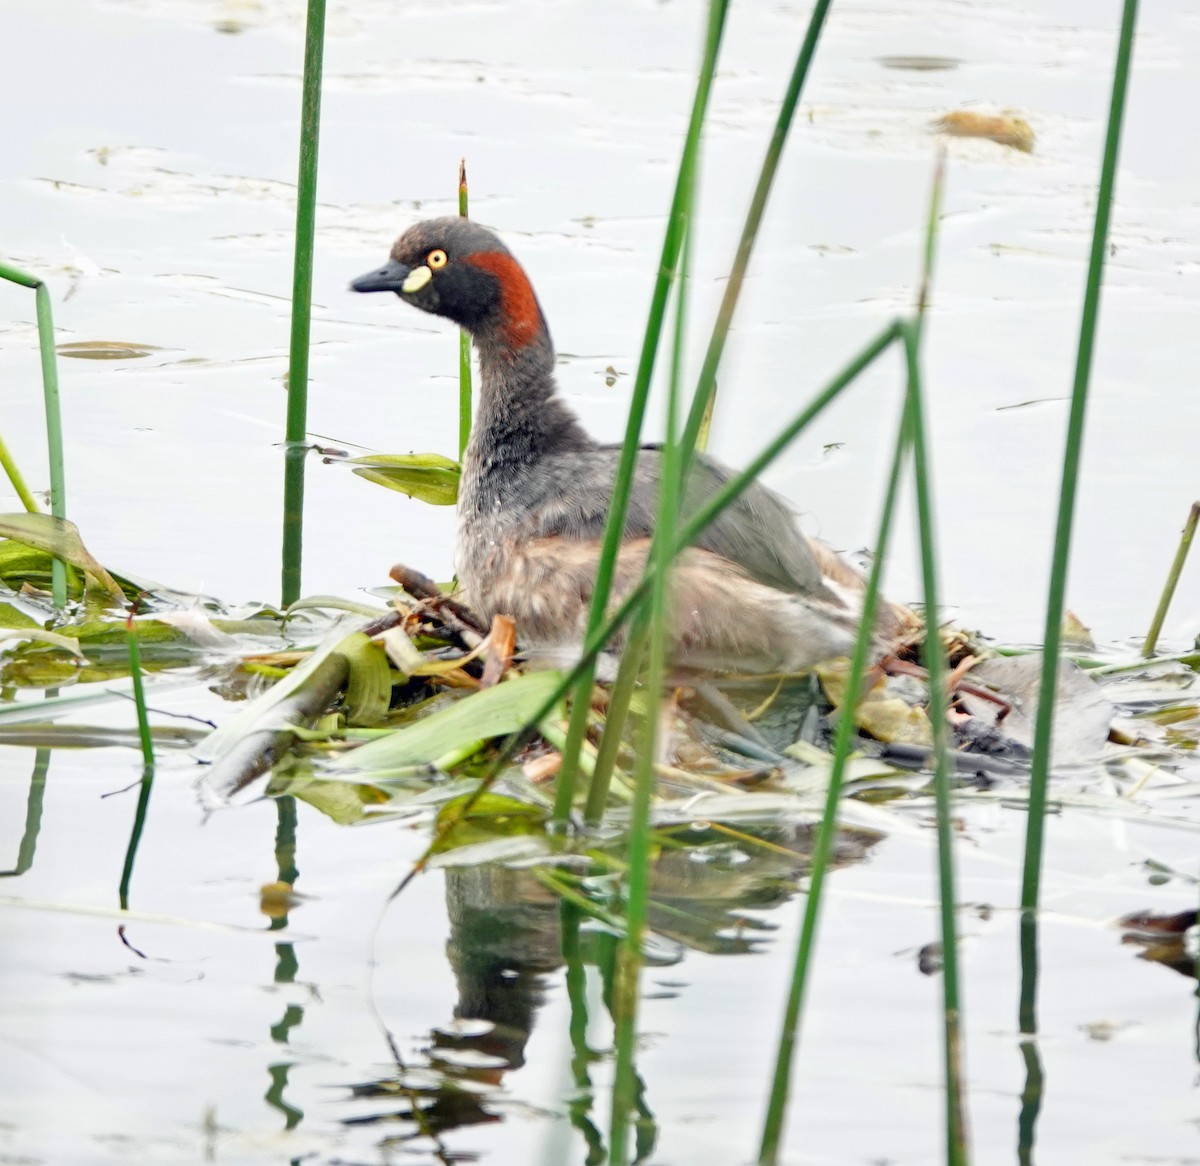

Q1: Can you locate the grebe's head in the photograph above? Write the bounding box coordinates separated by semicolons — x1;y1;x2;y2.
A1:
351;217;546;351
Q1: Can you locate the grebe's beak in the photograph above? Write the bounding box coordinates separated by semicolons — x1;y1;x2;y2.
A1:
350;258;415;294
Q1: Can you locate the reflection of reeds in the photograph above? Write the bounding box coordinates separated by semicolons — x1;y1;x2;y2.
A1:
0;0;1153;1158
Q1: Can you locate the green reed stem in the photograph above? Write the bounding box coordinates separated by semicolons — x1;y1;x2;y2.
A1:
904;320;968;1166
35;284;67;607
551;0;729;826
281;0;327;607
1019;0;1139;1028
584;617;647;825
393;321;902;900
457;159;473;459
609;205;691;1166
0;263;39;291
580;317;897;818
1142;501;1199;658
0;432;40;514
0;264;69;605
587;221;695;823
270;794;300;935
679;0;834;467
758;355;909;1166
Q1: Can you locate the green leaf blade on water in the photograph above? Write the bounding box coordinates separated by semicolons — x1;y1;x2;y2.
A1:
349;452;460;505
0;513;124;603
329;668;565;773
338;631;394;726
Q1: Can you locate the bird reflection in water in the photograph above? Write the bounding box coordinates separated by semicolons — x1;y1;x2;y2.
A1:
341;818;880;1156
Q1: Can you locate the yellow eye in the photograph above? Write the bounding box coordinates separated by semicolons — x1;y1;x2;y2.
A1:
427;249;448;269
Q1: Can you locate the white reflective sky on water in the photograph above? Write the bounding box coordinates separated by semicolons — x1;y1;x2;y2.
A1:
2;0;1199;644
3;3;1200;1164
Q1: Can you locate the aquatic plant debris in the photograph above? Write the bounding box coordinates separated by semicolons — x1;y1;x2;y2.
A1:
934;109;1035;153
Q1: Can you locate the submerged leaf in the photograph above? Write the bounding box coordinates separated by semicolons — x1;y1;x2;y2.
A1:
350;452;461;505
269;771;391;825
431;790;548;853
330;668;565;772
56;340;163;360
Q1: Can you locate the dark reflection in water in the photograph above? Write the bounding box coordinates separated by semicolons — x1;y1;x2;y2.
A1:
264;797;305;1131
0;746;48;877
1017;1038;1044;1166
344;820;879;1160
441;863;562;1071
1119;908;1200;980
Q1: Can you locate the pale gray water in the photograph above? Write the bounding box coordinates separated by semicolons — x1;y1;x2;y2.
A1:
4;2;1200;1163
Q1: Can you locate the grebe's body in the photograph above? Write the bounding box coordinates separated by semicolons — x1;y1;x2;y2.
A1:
353;218;912;671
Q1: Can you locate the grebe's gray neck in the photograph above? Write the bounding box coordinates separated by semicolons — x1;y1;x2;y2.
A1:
462;324;594;516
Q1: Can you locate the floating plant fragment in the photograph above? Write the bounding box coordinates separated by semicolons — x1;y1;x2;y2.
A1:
0;512;124;603
56;340;163;360
934;110;1035;153
348;452;461;506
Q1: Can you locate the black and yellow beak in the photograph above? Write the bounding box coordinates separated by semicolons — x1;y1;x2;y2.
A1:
350;258;412;294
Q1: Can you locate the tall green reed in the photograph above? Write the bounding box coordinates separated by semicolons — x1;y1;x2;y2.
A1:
0;432;40;515
458;160;473;459
571;0;837;822
904;319;967;1164
280;0;328;607
1020;0;1140;1034
758;360;910;1166
1142;500;1199;658
585;208;700;825
0;263;68;607
757;157;968;1166
551;0;729;825
678;0;832;465
608;202;694;1166
394;322;901;897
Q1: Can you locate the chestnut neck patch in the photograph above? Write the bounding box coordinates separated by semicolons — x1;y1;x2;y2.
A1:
462;251;543;350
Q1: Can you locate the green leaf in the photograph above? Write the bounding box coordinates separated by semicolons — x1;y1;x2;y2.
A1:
330;669;565;772
0;602;40;630
0;723;203;749
59;619;184;645
337;632;393;726
0;628;81;655
349;452;460;505
194;623;360;766
431;791;548;853
0;513;124;603
269;772;391;825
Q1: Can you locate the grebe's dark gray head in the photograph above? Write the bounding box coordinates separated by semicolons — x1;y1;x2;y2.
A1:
351;217;547;351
